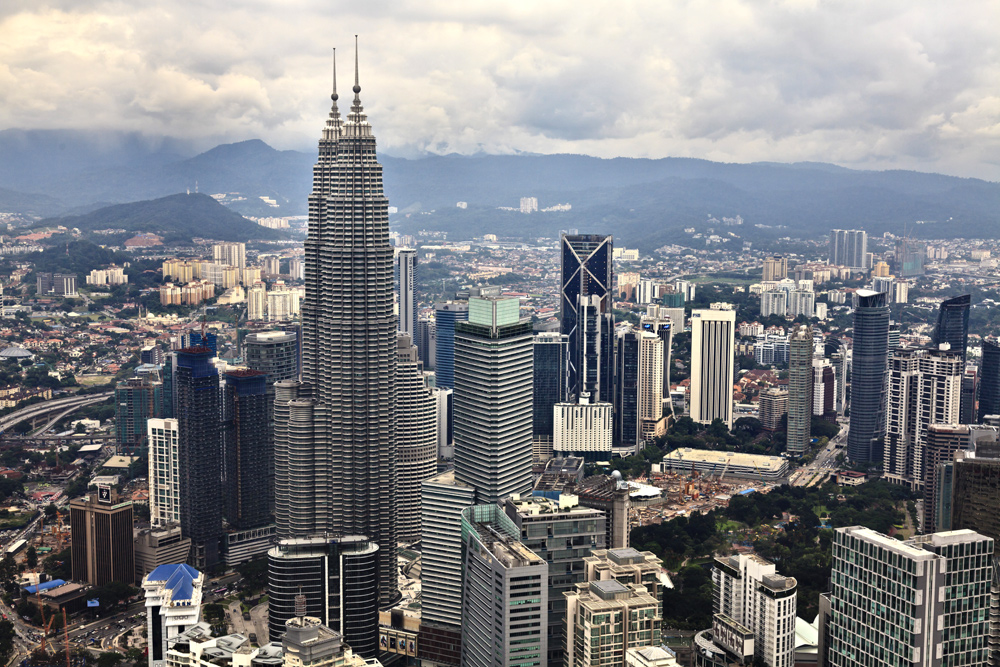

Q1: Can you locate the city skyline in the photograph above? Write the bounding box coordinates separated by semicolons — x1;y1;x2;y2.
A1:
2;4;1000;180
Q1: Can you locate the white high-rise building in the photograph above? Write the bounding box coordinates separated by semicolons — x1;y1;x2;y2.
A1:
788;290;814;319
553;395;613;456
690;308;736;428
637;279;658;305
822;527;993;667
247;282;267;321
638;330;664;440
520;197;538;213
710;554;797;667
884;345;963;488
147;418;180;527
396;249;418;341
760;290;787;318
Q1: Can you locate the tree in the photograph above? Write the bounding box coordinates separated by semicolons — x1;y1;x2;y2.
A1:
0;620;14;661
96;652;122;667
44;503;57;518
25;546;37;569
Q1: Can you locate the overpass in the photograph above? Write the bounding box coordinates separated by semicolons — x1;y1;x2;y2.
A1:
0;391;114;436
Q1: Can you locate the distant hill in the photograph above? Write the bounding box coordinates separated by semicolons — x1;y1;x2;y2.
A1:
36;193;288;244
1;129;999;248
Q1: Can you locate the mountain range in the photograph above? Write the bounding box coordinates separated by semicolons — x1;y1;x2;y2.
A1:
1;129;998;250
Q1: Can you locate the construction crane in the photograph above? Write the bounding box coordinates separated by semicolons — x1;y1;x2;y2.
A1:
38;614;54;653
63;609;71;667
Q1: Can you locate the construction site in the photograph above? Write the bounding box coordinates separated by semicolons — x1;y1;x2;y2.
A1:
627;452;785;530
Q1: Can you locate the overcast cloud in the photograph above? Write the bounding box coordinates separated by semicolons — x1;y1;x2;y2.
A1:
2;0;999;179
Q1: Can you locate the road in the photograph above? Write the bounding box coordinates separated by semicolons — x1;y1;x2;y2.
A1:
0;392;113;435
790;420;849;487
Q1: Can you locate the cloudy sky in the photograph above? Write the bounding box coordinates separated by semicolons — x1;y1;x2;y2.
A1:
2;0;999;179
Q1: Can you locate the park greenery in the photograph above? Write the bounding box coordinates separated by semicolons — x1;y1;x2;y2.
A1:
632;480;915;629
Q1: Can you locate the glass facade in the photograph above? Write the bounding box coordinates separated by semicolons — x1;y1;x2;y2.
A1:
847;291;889;463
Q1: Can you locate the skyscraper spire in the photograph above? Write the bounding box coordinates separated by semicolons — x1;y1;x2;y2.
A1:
323;47;342;141
330;48;339;112
352;35;362;111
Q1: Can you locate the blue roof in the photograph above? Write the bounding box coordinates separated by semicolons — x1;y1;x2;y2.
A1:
147;564;200;605
739;488;756;495
24;579;65;594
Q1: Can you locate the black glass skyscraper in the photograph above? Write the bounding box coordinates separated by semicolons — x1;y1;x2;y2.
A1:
847;290;890;463
532;333;569;441
273;45;398;606
614;331;639;446
175;346;223;568
561;234;614;402
979;337;1000;421
223;370;269;530
933;295;971;360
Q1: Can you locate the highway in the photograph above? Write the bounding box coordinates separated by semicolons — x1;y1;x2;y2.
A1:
0;392;113;435
789;420;849;487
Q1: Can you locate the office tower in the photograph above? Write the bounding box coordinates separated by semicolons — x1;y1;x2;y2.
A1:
564;580;661;667
828;229;868;269
213;242;246;270
434;301;468;389
248;282;267;321
615;330;640;447
148;418;180;527
222;370;269;530
934;295;971;360
36;272;77;296
690;308;736;428
143;563;204;667
396;249;418;341
267;536;379;657
395;333;438;542
952;444;1000;541
417;317;436;370
133;525;191;584
460;504;548;667
846;290;889;463
553;396;613;458
921;424;980;534
787;325;813;456
115;376;163;454
760;290;787;318
503;494;606;667
418;471;475;666
821;527;993;667
788;289;814;318
758;388;788;431
884;346;963;486
762;256;788;282
160;352;176;418
962;368;979;425
70;488;135;586
283;616;372;667
704;554;796;667
981;337;1000;421
561;234;614;402
533;332;569;461
277;50;397;606
453;296;533;503
175;346;223;569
